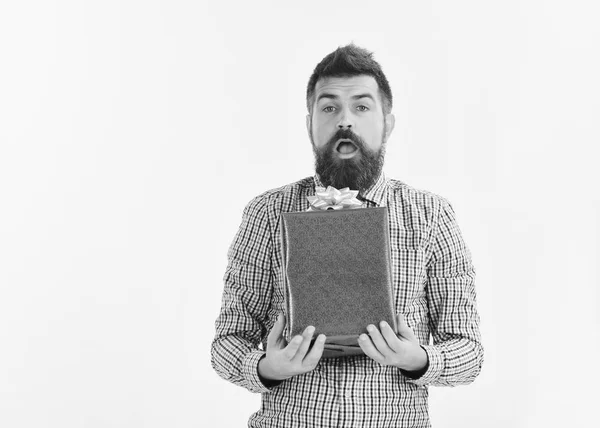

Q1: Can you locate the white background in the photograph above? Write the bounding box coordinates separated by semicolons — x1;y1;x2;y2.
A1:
1;1;599;427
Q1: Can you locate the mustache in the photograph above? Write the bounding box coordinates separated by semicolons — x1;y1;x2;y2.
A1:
325;128;367;151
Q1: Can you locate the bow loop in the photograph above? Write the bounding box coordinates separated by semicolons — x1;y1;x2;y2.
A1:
307;186;363;211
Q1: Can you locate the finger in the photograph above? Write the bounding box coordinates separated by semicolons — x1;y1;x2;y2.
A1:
357;333;385;363
303;334;326;368
267;313;285;351
367;324;393;357
282;334;303;360
396;313;418;342
379;320;403;353
291;326;315;363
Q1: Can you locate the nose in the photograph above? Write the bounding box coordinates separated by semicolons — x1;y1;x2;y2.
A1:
337;108;353;129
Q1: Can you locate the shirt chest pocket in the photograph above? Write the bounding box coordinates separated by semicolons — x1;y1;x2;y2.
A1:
389;228;428;328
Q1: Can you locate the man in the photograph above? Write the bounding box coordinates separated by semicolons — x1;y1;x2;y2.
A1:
211;44;483;427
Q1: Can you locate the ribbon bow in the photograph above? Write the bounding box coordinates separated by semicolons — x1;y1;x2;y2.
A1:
307;186;363;211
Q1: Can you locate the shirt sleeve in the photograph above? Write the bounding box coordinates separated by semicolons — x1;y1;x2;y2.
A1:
210;194;278;393
406;198;484;387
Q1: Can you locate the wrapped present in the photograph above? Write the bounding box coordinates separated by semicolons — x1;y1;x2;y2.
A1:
280;186;396;358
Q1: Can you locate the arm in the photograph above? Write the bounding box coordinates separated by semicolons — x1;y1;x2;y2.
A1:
210;195;276;393
407;198;484;387
210;195;326;393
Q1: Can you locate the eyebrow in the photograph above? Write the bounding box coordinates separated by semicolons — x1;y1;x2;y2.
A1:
316;93;376;103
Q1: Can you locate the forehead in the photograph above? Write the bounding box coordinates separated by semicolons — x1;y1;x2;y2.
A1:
314;75;380;100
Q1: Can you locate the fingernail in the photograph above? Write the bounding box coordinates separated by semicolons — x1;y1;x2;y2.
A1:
380;321;388;328
360;334;368;340
367;325;375;332
307;326;315;334
317;334;326;342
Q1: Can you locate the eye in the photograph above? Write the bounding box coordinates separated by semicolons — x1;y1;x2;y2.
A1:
323;106;336;113
356;105;369;112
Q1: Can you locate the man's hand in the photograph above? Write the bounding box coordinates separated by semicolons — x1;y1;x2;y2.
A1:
258;313;326;381
357;313;428;372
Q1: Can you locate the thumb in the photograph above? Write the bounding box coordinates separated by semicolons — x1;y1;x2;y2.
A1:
267;313;285;350
396;313;417;342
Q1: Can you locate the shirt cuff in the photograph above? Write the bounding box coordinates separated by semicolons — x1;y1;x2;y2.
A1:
242;350;274;393
403;344;444;386
243;350;282;393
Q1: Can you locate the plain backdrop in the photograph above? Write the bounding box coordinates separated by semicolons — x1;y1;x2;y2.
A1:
1;1;599;427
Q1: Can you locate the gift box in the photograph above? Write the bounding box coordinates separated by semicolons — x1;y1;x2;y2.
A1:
279;187;397;358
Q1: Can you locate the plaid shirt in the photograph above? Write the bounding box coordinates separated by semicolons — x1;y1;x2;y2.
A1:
211;172;483;428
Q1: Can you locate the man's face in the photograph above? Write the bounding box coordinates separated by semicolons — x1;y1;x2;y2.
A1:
307;75;395;193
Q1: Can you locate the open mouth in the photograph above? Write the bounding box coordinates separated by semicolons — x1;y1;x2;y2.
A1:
334;139;359;156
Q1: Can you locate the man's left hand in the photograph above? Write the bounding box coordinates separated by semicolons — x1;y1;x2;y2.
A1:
357;313;428;372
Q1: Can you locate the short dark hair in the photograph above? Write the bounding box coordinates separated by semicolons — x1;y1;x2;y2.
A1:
306;44;393;114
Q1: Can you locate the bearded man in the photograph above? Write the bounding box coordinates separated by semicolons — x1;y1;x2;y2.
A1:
211;44;484;428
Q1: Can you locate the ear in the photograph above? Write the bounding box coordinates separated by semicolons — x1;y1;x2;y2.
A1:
384;113;395;141
305;113;312;139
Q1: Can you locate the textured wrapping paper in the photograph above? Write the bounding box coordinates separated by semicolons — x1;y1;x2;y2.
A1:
280;207;397;358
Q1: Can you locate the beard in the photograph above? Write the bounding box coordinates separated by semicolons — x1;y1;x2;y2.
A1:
311;128;386;194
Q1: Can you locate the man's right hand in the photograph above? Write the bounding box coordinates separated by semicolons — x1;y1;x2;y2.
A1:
258;313;326;381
